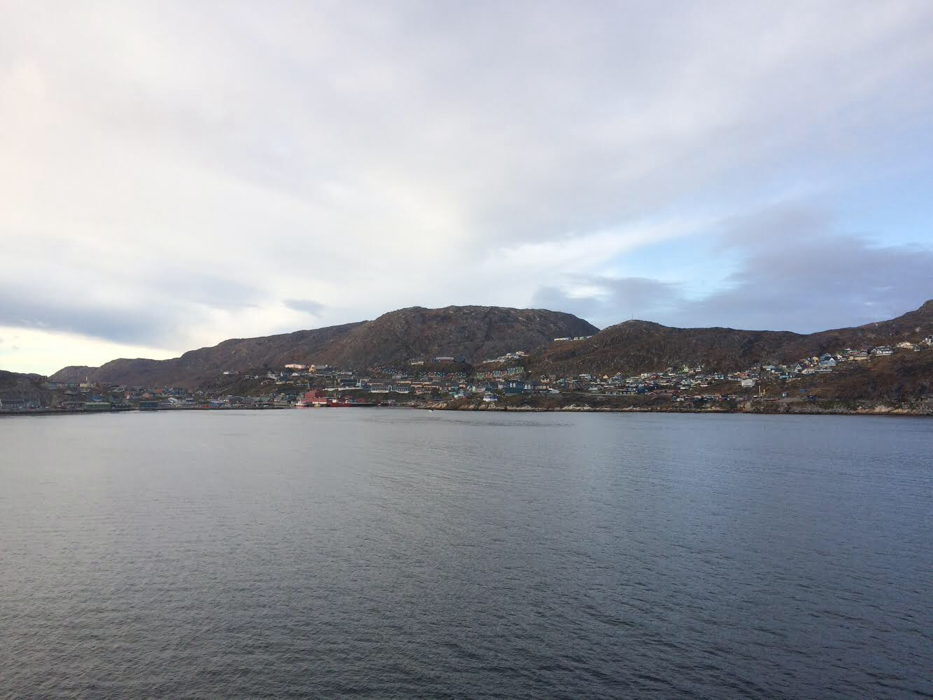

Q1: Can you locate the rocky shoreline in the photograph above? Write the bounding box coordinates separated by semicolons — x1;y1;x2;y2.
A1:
420;400;933;416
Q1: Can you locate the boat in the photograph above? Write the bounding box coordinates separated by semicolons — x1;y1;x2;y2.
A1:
326;398;378;407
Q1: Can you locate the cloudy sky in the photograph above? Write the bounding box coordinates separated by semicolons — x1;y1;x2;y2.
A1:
2;0;932;374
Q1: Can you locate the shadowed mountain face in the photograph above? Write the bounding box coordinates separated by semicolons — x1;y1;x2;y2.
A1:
530;300;933;377
531;322;799;377
310;306;599;369
51;307;599;387
780;300;933;359
45;301;933;388
51;322;365;387
0;370;49;404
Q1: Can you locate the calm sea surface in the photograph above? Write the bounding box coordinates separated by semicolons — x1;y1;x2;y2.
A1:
0;410;930;699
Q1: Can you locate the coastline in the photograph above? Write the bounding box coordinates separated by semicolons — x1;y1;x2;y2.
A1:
418;401;933;417
6;403;930;417
0;406;294;418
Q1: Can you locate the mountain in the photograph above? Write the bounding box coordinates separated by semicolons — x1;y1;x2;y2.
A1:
51;306;598;387
309;306;597;368
799;350;933;404
47;301;932;388
0;370;50;404
531;321;796;377
779;300;933;359
52;321;364;388
531;300;933;377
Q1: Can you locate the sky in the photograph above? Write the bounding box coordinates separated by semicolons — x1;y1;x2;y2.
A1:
2;0;932;375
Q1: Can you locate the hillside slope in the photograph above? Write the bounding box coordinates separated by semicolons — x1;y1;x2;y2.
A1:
532;321;799;376
308;306;597;369
53;321;364;388
531;300;933;377
51;306;597;387
779;300;933;359
0;370;50;404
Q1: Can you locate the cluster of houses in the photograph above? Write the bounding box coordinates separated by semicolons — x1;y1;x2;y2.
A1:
242;337;932;407
530;340;930;402
0;381;206;413
481;350;528;364
3;336;930;413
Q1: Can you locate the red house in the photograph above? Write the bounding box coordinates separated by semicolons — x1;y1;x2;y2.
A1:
301;390;328;406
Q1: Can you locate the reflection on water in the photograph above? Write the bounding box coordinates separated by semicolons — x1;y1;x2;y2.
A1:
1;410;930;698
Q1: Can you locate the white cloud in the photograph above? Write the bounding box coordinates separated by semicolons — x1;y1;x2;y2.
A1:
533;204;933;331
0;326;176;376
1;1;932;372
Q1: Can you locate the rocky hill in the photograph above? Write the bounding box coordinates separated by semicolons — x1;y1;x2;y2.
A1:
531;322;797;377
797;350;933;404
310;306;597;369
52;321;364;388
779;300;933;359
46;300;933;389
51;306;598;387
530;300;933;377
0;370;50;405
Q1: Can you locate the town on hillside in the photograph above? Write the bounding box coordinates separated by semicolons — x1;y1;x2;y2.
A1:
3;336;931;414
